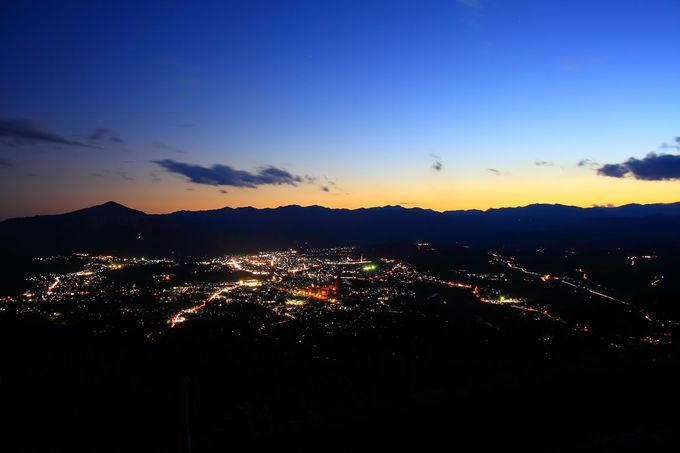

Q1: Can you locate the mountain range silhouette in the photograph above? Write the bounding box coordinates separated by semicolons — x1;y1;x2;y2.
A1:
2;200;680;255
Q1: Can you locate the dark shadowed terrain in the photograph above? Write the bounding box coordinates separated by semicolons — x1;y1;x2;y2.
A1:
3;201;680;256
2;235;680;451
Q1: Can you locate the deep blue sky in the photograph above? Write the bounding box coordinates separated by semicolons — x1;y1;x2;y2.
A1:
1;0;679;218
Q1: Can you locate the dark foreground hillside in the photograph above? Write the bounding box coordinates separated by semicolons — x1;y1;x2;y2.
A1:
2;297;679;452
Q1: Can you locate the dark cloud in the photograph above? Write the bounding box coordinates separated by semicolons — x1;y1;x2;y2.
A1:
150;172;162;182
598;152;680;180
577;158;599;167
304;175;318;184
302;174;336;193
0;157;12;167
430;154;443;171
321;176;348;195
535;160;553;166
153;159;305;188
488;168;501;175
219;189;228;194
177;123;196;128
0;119;99;148
597;163;629;178
110;136;124;143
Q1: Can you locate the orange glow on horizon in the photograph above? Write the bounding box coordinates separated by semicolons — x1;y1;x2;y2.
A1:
3;166;680;219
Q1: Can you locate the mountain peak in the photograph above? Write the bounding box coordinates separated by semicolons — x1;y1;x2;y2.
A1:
71;201;147;217
98;201;130;209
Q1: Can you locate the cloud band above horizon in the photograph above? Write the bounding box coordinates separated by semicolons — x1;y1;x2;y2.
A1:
153;159;305;188
598;152;680;181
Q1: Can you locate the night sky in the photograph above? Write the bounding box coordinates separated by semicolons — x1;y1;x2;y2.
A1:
1;0;679;219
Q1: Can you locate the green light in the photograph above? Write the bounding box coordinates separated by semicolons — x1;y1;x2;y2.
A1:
362;264;377;271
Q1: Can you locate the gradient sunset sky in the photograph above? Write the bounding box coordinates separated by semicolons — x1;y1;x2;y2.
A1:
1;0;679;219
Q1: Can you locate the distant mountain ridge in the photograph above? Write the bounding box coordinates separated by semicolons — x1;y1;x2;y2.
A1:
2;201;680;256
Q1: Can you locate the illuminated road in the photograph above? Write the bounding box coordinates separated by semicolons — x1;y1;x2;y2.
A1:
494;252;669;329
559;279;632;306
46;276;60;296
432;276;567;325
651;277;663;287
504;304;565;324
169;286;232;328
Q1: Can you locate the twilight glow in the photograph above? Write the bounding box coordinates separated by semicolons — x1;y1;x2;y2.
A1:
1;0;679;219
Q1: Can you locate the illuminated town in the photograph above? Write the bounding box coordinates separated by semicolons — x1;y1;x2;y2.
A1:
2;245;673;350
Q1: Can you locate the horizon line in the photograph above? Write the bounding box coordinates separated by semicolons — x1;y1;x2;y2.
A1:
4;199;680;222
